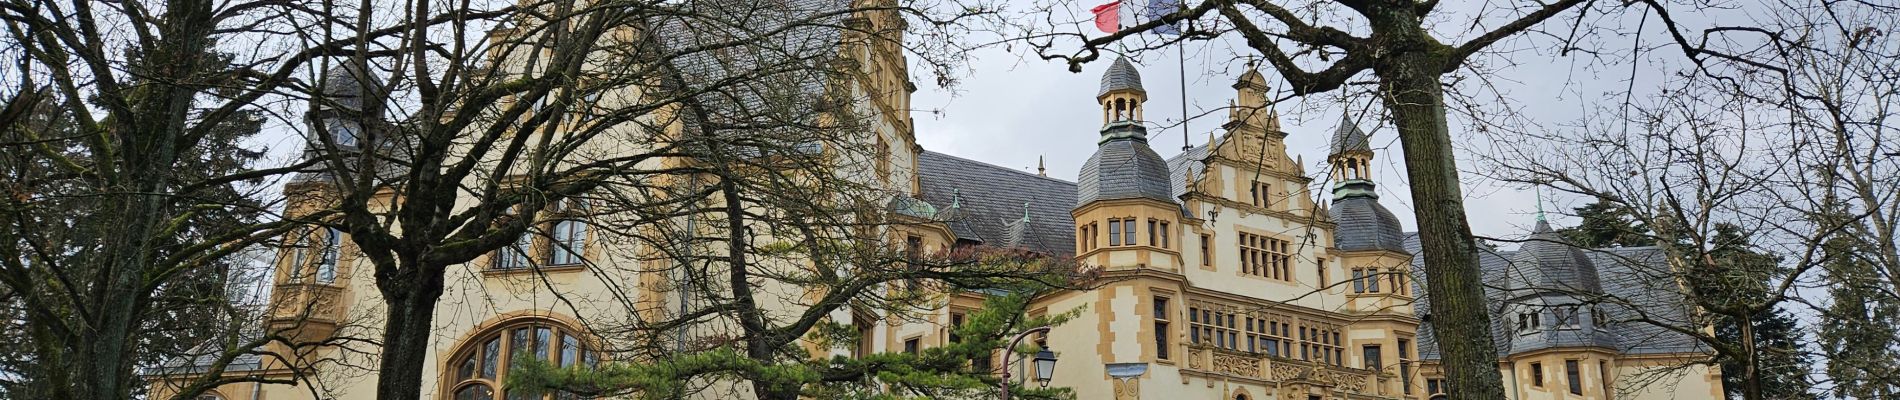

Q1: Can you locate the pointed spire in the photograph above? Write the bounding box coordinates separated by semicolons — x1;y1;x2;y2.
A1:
1536;185;1547;221
1038;155;1047;177
1330;114;1371;155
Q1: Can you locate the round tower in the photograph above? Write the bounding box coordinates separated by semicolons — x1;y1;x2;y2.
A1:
1073;58;1180;273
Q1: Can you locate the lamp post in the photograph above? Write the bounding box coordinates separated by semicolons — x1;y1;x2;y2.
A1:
1000;326;1056;400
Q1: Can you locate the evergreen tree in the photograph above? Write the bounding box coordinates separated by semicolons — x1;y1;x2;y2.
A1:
1698;223;1818;400
1814;201;1900;399
1559;200;1653;248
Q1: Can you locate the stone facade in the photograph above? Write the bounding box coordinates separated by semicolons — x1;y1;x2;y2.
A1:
152;7;1719;400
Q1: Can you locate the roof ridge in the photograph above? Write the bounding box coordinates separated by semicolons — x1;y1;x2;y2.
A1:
922;150;1078;185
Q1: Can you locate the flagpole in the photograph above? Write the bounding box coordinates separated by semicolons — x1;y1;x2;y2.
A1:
1178;39;1190;151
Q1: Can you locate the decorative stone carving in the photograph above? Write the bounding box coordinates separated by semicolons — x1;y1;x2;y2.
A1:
1112;377;1141;400
1271;363;1305;381
1212;352;1260;378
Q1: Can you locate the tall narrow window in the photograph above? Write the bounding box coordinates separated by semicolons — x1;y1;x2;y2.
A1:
1153;297;1171;360
1251;181;1268;207
1352;269;1366;293
1079;225;1092;252
288;231;310;283
1109;219;1122;246
1122;219;1137;246
1317;258;1328;288
1367;268;1382;292
1566;360;1583;395
1600;360;1612;397
1200;234;1212;266
316;228;341;283
1398;338;1415;394
1159;221;1170;248
549;220;586;265
1148;219;1157;246
1530;362;1545;387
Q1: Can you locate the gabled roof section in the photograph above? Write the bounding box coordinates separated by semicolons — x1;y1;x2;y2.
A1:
916;151;1077;256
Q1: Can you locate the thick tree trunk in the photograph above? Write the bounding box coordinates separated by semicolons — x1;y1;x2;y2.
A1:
1378;53;1509;399
375;263;448;400
1740;313;1763;400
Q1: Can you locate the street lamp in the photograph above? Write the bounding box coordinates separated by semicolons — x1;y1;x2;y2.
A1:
1000;326;1056;400
1033;349;1058;387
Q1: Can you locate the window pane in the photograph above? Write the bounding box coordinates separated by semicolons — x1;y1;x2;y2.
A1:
536;327;553;360
482;337;500;379
512;328;531;363
455;383;494;400
458;353;477;381
561;334;580;368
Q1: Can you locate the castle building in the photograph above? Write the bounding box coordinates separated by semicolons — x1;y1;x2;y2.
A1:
152;7;1719;399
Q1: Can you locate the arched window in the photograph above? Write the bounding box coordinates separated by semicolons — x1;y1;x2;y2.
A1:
1235;394;1249;400
445;319;597;400
548;220;586;265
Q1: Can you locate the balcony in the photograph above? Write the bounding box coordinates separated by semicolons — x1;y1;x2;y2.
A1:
1182;345;1379;395
266;282;346;340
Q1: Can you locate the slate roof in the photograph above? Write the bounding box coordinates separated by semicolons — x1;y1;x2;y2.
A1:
1329;196;1407;253
1505;220;1607;294
1408;234;1705;360
1099;57;1145;96
1077;127;1176;207
316;64;386;113
916;151;1077;256
147;328;266;375
1330;115;1371;154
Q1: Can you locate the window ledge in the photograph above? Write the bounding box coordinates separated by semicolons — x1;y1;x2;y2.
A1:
482;264;586;277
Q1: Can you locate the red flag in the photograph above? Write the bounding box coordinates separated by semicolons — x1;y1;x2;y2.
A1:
1091;1;1121;33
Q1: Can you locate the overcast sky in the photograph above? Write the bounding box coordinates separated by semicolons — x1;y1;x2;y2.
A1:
905;1;1686;247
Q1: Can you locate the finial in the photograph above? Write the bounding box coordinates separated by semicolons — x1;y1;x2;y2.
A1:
1038;155;1047;177
951;188;961;209
1535;185;1547;222
1023;202;1032;221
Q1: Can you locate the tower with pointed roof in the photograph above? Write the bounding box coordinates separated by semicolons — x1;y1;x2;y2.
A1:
1319;116;1422;396
1073;58;1182;271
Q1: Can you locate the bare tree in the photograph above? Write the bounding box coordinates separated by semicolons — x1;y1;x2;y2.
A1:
1007;0;1670;396
1475;1;1900;398
273;0;1082;398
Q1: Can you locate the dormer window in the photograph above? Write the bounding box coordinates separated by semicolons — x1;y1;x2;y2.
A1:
326;120;360;147
1517;311;1543;333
